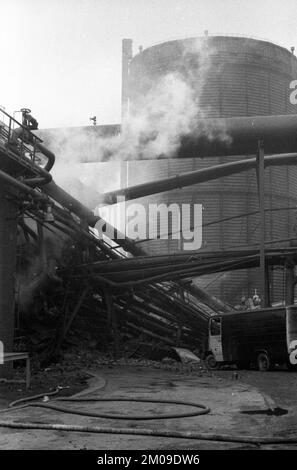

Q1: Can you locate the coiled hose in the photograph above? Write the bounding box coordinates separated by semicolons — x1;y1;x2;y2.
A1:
3;397;210;420
1;373;210;419
0;372;296;446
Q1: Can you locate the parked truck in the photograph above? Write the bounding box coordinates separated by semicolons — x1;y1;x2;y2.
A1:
204;305;297;371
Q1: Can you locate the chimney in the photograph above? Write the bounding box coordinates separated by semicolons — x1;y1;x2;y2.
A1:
121;39;133;122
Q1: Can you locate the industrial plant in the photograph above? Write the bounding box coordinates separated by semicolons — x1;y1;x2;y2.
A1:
1;33;297;450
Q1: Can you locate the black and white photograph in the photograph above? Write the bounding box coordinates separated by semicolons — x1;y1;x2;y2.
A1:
1;0;297;458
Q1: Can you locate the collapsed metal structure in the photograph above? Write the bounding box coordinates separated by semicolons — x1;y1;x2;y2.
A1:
75;248;297;287
0;110;229;364
1;109;297;365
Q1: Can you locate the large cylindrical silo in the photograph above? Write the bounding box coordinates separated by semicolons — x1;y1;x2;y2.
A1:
123;36;297;304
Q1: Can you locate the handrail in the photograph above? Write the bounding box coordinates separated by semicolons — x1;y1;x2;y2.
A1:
0;108;55;173
0;108;43;143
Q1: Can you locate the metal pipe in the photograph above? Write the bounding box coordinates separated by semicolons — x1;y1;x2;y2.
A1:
43;181;146;256
256;141;267;306
97;152;297;205
177;114;297;158
81;246;297;271
88;255;287;287
35;141;55;172
22;177;52;186
78;114;297;162
285;260;295;306
0;169;140;259
0;108;55;172
79;247;297;287
184;283;233;313
23;162;53;186
0;169;48;201
43;181;98;225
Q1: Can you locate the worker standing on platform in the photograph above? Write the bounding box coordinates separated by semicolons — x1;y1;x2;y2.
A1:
22;110;38;134
8;108;38;150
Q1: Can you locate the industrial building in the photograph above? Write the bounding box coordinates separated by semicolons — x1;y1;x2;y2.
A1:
1;34;297;378
2;31;297;452
39;35;297;304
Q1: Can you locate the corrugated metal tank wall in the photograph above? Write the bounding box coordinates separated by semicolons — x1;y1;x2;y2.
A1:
125;36;297;304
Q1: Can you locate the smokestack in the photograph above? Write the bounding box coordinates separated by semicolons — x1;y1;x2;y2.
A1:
121;38;133;122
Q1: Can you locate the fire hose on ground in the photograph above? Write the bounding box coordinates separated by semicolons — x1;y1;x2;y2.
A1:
0;373;297;446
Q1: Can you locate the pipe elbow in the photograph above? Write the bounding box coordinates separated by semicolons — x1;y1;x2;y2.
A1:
36;141;56;172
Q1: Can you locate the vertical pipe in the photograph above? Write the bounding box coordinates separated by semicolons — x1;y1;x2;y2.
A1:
121;38;133;122
265;264;271;307
256;141;267;307
285;260;295;306
0;185;17;377
104;288;119;357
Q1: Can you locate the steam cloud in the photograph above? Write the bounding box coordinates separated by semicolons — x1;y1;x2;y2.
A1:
39;39;231;204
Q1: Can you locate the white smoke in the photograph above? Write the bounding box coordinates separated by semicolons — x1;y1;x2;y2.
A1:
39;39;231;205
42;71;202;167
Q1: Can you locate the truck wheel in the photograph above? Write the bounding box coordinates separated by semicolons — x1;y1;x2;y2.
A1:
257;352;272;371
205;354;219;370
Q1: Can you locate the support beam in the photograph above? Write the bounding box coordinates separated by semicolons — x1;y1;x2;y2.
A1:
121;39;133;121
256;141;267;307
284;259;295;306
0;185;17;377
104;288;119;357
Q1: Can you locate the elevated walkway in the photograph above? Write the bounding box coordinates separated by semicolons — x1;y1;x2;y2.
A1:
0;109;54;178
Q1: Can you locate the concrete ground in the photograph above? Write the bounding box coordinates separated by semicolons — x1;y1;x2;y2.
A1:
0;366;296;450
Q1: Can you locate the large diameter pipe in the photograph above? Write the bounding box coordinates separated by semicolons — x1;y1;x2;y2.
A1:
97;152;297;205
0;166;143;259
177;114;297;158
43;181;98;225
43;181;146;256
78;114;297;163
0;170;144;257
